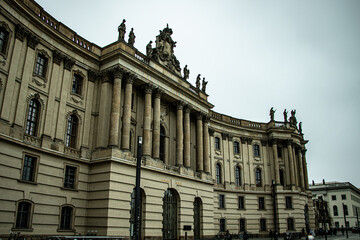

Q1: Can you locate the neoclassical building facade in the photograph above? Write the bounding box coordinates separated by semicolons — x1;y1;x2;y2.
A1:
0;0;315;239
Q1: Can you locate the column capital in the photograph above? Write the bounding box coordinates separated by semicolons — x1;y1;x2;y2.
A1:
209;128;215;136
63;56;75;71
52;50;65;65
144;83;155;94
125;74;136;85
228;134;233;141
27;33;40;49
88;69;100;82
240;137;247;144
261;139;268;146
286;139;293;146
175;100;186;110
269;138;279;145
154;88;164;98
101;70;112;83
246;137;253;144
184;104;193;113
301;148;307;155
113;66;126;79
203;114;210;123
221;132;228;140
15;24;29;41
196;111;205;120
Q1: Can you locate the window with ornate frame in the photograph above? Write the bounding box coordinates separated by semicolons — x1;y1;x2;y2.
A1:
216;163;222;184
65;114;78;148
0;22;11;57
215;137;221;150
71;73;83;95
14;200;33;230
25;98;41;136
255;168;262;187
253;144;260;157
34;53;48;78
235;166;241;186
59;205;74;230
233;141;240;154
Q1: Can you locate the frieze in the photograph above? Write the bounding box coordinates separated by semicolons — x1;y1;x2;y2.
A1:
15;24;29;41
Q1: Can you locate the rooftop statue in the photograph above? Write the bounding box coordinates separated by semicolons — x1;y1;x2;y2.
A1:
196;74;201;90
283;109;288;123
270;107;275;121
289;109;297;127
146;41;153;57
299;122;303;134
202;77;208;92
150;24;182;76
128;28;135;46
183;65;190;81
118;19;126;40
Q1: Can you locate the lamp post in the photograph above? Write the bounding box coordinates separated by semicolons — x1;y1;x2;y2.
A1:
272;180;278;240
134;136;142;240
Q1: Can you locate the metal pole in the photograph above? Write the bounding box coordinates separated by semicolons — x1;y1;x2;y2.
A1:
342;203;348;239
323;200;327;240
134;136;142;240
272;180;278;240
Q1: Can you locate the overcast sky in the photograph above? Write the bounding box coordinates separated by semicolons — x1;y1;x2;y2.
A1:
36;0;360;187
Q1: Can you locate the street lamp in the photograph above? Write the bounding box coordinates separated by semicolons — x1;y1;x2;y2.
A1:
134;136;142;240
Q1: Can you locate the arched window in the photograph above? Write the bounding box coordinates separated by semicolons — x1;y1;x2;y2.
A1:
287;218;294;230
255;168;262;187
333;205;338;216
25;99;40;136
60;206;73;230
216;163;222;184
15;201;32;229
193;197;202;240
163;189;178;240
160;125;166;162
279;169;285;186
235;166;241;186
66;114;78;148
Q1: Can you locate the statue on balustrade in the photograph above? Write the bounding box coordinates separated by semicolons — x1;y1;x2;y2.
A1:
270;107;275;121
146;41;153;57
202;77;208;92
196;74;201;90
128;28;135;46
289;109;297;127
118;19;126;40
183;65;190;81
283;109;288;123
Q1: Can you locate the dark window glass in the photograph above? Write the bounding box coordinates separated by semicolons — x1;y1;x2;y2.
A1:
160;125;165;162
220;218;226;232
216;163;221;184
163;189;178;240
0;27;9;54
34;54;47;77
219;194;225;208
286;197;293;209
215;137;221;150
239;218;246;232
287;218;294;230
72;74;83;95
332;195;336;201
22;155;36;182
279;169;285;186
234;141;240;154
60;206;73;230
65;115;78;148
25;99;40;136
335;222;339;228
64;165;76;189
333;205;338;216
238;196;244;209
260;219;266;231
255;168;262;187
343;204;348;216
341;194;346;200
235;166;241;186
15;202;31;229
253;144;260;157
277;146;282;158
258;197;265;210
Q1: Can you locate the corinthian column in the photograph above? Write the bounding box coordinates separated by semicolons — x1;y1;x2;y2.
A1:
287;140;296;186
176;101;185;166
272;140;280;184
152;88;163;159
196;112;204;172
121;74;134;150
142;84;153;156
302;149;309;189
297;147;305;189
203;115;210;173
184;105;192;168
109;68;124;147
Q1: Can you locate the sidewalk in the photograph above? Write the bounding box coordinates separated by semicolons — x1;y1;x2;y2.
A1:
242;233;360;240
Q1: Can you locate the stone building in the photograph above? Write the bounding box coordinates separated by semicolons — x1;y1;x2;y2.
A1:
0;0;315;239
310;181;360;229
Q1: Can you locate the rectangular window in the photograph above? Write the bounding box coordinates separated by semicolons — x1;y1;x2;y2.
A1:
220;218;226;232
60;206;73;230
72;74;83;95
15;202;31;229
285;197;293;209
332;195;336;201
258;197;265;210
341;194;346;200
21;155;37;182
238;196;245;209
253;144;260;157
219;194;225;209
260;219;266;231
335;222;339;228
64;165;77;189
287;218;294;230
0;27;9;54
234;141;240;154
277;146;282;158
215;137;221;150
239;218;246;232
34;54;47;78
